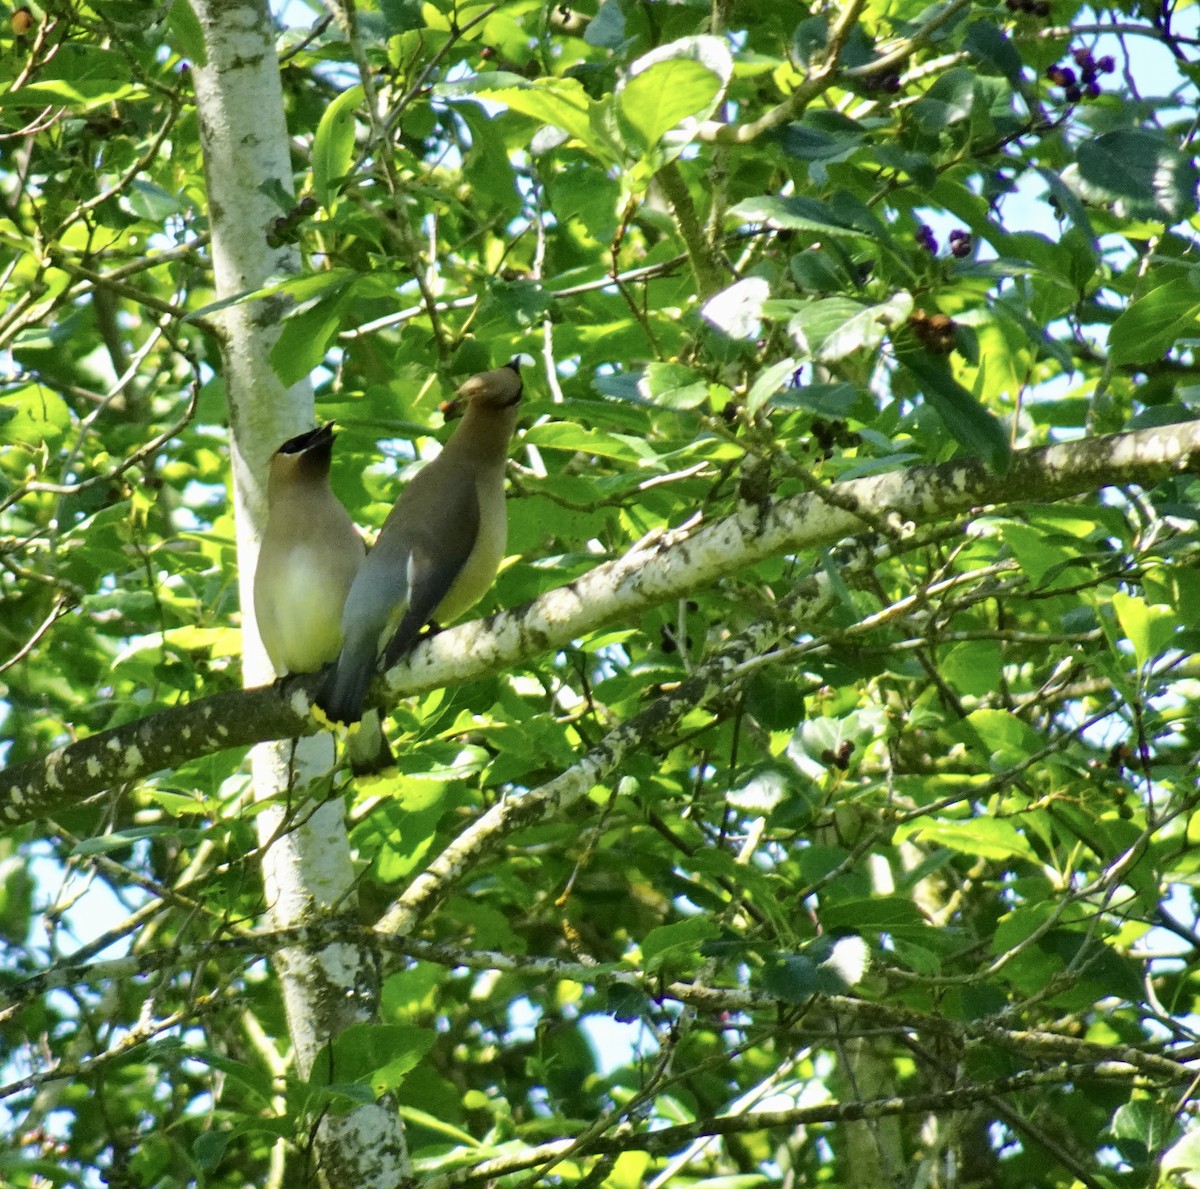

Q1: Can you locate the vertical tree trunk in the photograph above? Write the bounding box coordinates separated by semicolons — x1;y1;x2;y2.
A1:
189;1;409;1181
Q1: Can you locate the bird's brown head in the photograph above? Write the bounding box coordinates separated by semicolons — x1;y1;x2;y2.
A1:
440;361;523;422
267;422;335;492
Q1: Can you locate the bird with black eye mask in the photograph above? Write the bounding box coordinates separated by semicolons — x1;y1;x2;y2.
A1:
253;422;393;774
317;361;524;727
253;422;364;679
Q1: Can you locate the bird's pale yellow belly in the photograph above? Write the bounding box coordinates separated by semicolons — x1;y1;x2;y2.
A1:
436;471;506;623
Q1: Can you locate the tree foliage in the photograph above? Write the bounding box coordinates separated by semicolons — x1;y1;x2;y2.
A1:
2;0;1200;1185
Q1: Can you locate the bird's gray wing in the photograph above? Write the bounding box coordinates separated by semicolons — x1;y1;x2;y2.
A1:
380;465;481;668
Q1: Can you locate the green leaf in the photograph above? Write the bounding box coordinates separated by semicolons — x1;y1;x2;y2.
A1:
780;123;860;162
938;639;1000;698
746;357;798;412
323;1024;436;1094
894;341;1011;469
269;295;344;385
312;84;363;207
121;179;188;221
913;68;977;131
963;20;1023;84
640;362;710;409
958;707;1044;769
870;146;937;190
0;383;72;448
584;0;626;47
687;1176;770;1189
996;520;1081;587
789;294;910;363
702;277;770;339
0;857;34;945
166;0;206;65
759;954;822;1002
993;903;1054;956
789;299;877;361
524;419;647;461
1161;1129;1200;1180
820;896;927;935
1112;1099;1179;1155
0;79;140;109
73;827;185;855
642;916;720;971
1032;165;1096;241
1074;130;1200;221
619;58;722;151
728;195;873;239
605;982;651;1023
613;37;732;164
1112;591;1179;669
379;0;424;32
441;74;610;163
790;248;856;294
895;816;1038;863
825;188;893;243
804;933;870;990
1043;931;1145;1002
193;1129;233;1169
1108;278;1200;366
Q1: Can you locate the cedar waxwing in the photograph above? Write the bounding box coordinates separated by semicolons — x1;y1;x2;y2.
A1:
254;424;393;773
253;423;364;677
317;362;524;724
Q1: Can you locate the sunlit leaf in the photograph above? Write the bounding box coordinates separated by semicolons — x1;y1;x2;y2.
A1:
312;84;364;207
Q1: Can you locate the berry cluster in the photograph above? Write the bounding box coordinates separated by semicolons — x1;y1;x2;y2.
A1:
1047;47;1114;102
916;225;972;259
820;741;855;770
1004;0;1051;16
909;308;958;355
266;196;318;249
861;71;903;94
809;418;857;455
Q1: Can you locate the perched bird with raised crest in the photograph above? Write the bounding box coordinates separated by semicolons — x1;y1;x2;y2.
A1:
316;361;524;726
253;422;364;679
253;422;392;774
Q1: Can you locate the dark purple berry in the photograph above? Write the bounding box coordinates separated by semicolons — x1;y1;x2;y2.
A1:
1064;84;1082;102
1097;55;1115;72
951;234;972;258
1083;81;1100;99
1071;46;1093;67
916;224;937;253
1046;65;1066;85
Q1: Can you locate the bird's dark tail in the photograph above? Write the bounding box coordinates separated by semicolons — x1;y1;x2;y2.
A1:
316;641;373;725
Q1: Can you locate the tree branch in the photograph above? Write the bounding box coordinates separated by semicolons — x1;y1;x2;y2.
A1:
420;1063;1175;1188
655;160;725;298
4;419;1200;824
7;923;1192;1085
